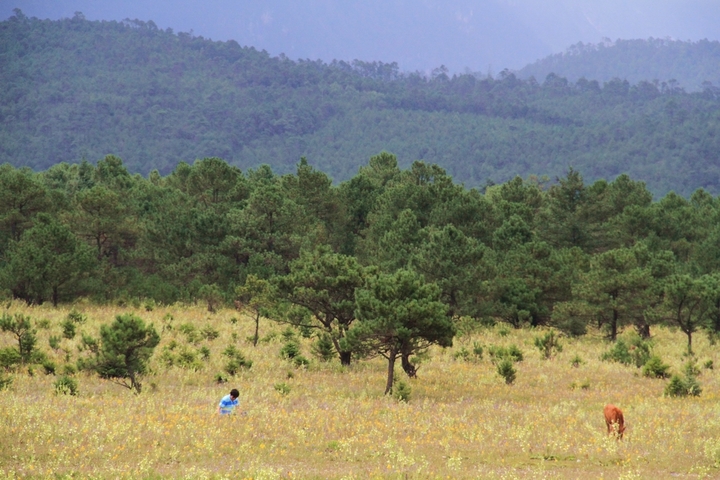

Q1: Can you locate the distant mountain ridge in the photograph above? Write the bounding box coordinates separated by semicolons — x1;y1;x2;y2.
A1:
1;11;720;197
518;38;720;92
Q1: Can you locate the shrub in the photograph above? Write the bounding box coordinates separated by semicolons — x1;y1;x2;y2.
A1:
93;313;160;394
199;345;211;360
292;355;310;368
393;380;411;402
642;355;671;379
36;318;51;329
311;333;336;362
280;340;301;360
704;359;714;370
177;348;203;371
214;373;228;384
534;330;563;359
664;361;702;397
49;335;61;350
601;338;633;365
0;347;21;370
178;323;199;343
67;310;87;324
497;358;516;384
62;364;77;376
42;360;56;375
274;382;291;395
223;345;253;374
281;327;297;341
143;298;155;311
0;312;37;363
570;354;584;368
200;325;219;341
488;344;523;363
0;373;12;390
54;375;78;396
61;319;76;339
453;347;470;361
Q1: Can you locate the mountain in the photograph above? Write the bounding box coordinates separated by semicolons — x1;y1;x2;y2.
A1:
518;38;720;92
1;12;720;197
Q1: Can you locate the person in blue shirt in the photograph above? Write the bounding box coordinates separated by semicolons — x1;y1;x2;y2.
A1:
218;388;240;415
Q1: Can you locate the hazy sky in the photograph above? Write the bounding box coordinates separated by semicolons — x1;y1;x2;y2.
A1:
2;0;719;72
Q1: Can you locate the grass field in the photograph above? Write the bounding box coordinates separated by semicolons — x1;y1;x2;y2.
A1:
2;301;720;479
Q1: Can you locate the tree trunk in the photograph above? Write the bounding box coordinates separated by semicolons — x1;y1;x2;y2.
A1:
340;350;352;366
52;286;59;307
401;347;417;378
253;312;260;347
385;350;397;395
610;309;619;341
635;317;651;339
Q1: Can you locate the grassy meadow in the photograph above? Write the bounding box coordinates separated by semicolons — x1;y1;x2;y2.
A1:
2;301;720;479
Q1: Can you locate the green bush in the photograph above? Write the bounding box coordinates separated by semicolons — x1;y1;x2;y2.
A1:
664;361;702;397
281;327;297;341
292;355;310;368
200;325;219;341
178;323;199;343
0;373;12;390
61;319;76;339
222;344;253;375
0;347;21;370
42;360;56;375
393;380;411;402
488;344;523;363
0;312;37;363
67;310;87;324
54;375;78;396
570;354;584;368
497;358;517;385
35;318;51;329
177;348;203;371
534;331;563;359
274;382;291;396
311;333;336;362
48;335;61;350
199;346;211;360
280;341;301;360
642;355;671;378
601;338;633;365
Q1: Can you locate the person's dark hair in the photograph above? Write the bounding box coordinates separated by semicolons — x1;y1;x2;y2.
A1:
230;388;239;398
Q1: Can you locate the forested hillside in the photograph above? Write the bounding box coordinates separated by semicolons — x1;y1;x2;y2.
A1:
2;11;720;196
518;38;720;93
3;154;720;349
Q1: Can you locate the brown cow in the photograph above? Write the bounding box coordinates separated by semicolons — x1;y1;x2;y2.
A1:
604;404;626;439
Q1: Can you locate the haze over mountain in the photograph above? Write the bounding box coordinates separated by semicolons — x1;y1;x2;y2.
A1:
2;0;719;74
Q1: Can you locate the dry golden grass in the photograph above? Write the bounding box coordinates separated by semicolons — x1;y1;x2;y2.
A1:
2;301;720;479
